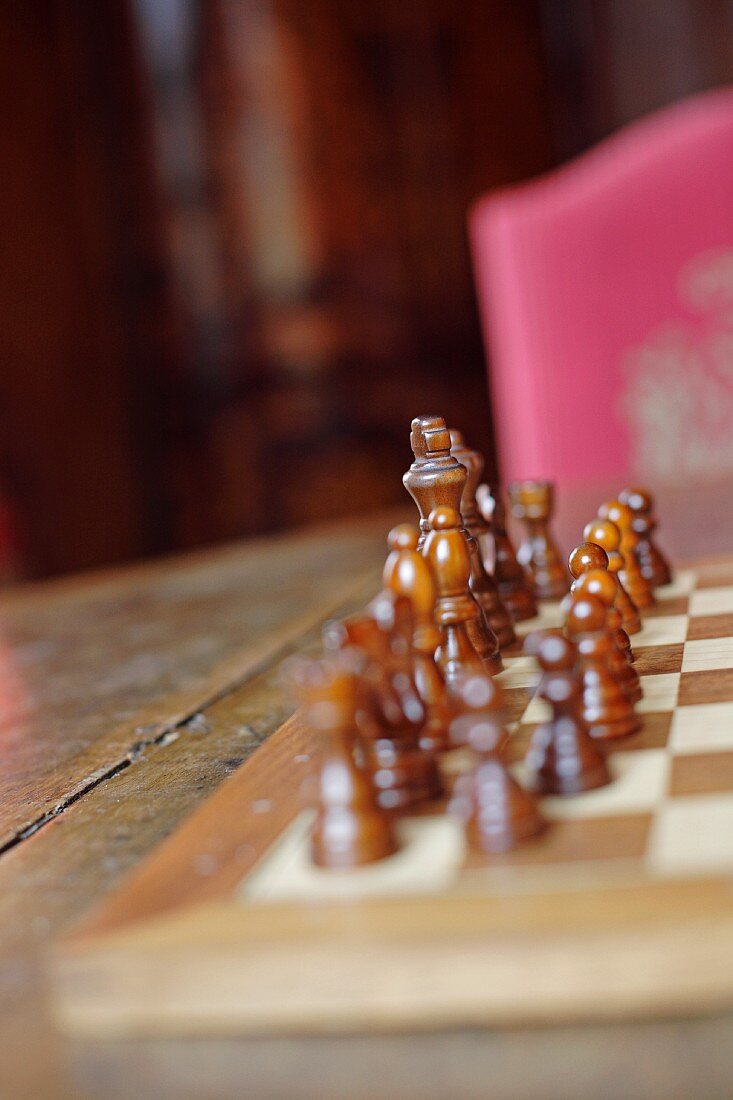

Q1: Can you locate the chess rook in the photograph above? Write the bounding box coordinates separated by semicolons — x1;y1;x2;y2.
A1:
287;652;398;869
583;517;641;635
383;523;452;753
618;487;672;588
507;479;568;599
448;428;516;647
475;483;538;621
524;632;610;795
564;595;641;739
448;673;544;853
598;499;655;608
423;505;502;682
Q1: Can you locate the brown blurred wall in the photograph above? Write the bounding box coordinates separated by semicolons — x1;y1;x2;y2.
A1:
2;0;732;578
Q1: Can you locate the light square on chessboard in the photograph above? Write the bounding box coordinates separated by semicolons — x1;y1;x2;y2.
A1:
241;810;465;904
496;655;538;690
690;585;733;617
670;752;733;797
513;601;563;637
669;701;733;754
514;749;670;819
646;795;733;875
681;637;733;673
657;568;697;598
636;672;680;712
633;614;688;648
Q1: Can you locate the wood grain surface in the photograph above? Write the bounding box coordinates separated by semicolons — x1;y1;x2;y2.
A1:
0;487;732;1099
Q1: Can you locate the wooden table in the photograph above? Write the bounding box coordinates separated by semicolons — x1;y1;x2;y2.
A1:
2;489;733;1099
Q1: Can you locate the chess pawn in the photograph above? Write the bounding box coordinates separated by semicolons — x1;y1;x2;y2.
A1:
583;518;641;635
403;416;503;665
423;504;502;680
286;651;398;868
568;541;634;662
618;487;672;588
383;523;452;753
476;483;538;622
448;429;517;648
448;673;544;853
564;595;641;739
524;632;611;795
323;610;442;810
507;479;568;599
571;570;642;704
598;500;655;609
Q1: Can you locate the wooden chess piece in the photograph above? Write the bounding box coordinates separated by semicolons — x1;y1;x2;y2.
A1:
323;609;442;810
524;632;611;795
448;672;544;853
568;541;634;661
383;523;452;753
583;518;641;635
286;651;398;868
571;569;642;703
598;500;655;609
507;479;568;599
618;487;672;588
448;429;517;648
564;595;641;739
423;504;502;682
475;482;538;621
403;416;503;663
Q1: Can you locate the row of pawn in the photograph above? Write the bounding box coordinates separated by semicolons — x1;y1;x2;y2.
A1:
288;414;673;866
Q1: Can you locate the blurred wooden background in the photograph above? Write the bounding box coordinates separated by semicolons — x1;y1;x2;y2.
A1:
2;0;733;578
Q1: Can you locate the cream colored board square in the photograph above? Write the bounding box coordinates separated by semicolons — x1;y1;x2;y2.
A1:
496;655;538;690
514;601;563;637
637;672;680;713
241;811;465;904
633;614;689;648
657;568;696;600
530;749;670;820
669;702;733;754
681;637;733;673
689;584;733;617
520;694;552;725
646;795;733;875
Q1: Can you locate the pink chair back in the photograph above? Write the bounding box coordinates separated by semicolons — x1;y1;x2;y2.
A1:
470;87;733;487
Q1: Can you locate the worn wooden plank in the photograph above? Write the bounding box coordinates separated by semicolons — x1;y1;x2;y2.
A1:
0;513;397;848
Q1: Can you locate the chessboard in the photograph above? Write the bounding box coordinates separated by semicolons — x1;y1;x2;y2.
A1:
52;555;733;1038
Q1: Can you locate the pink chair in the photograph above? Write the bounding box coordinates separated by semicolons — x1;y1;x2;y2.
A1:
470;87;733;487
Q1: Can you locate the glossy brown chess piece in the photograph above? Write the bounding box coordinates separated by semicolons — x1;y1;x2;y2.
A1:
448;672;544;853
568;541;634;661
323;608;442;810
383;523;452;753
448;429;517;648
618;487;672;588
523;632;610;795
571;569;642;703
583;518;641;635
423;503;502;678
476;482;538;622
403;416;503;663
564;595;641;739
287;651;398;868
507;479;568;599
598;499;655;609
